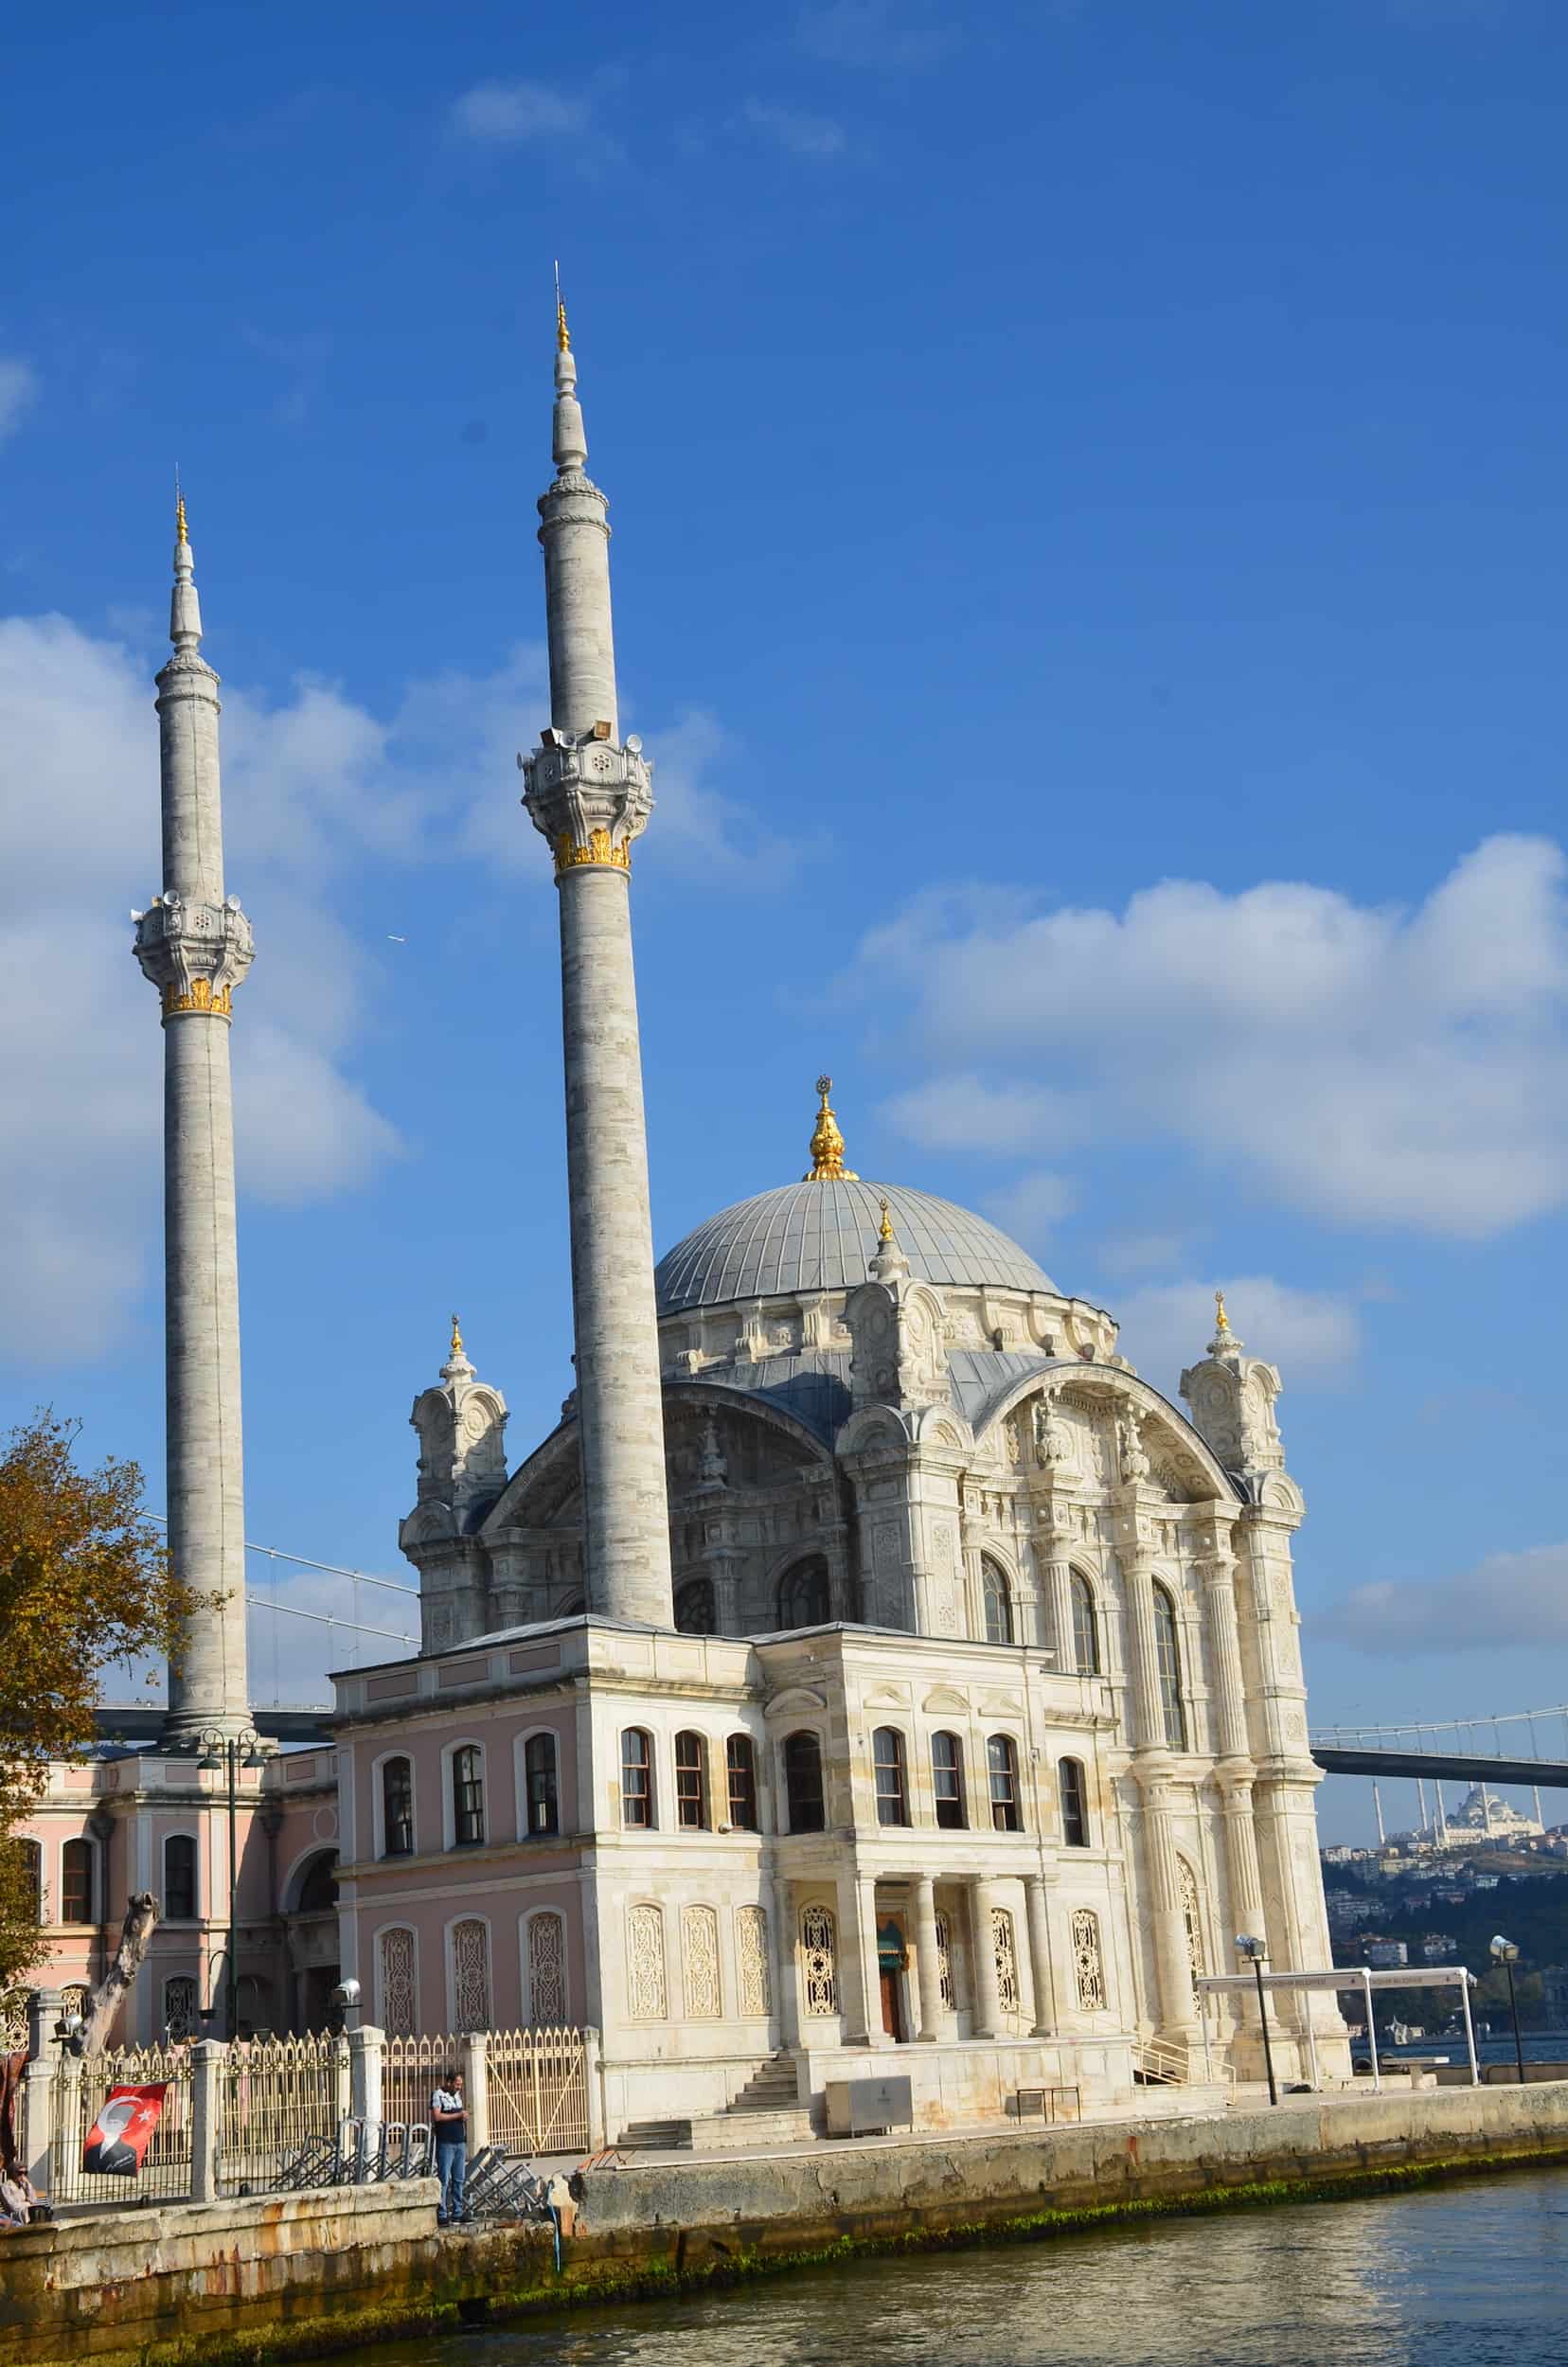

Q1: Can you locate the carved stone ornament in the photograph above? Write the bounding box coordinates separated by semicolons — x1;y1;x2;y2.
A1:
1033;1387;1073;1468
1117;1412;1151;1485
134;891;254;1019
519;729;653;875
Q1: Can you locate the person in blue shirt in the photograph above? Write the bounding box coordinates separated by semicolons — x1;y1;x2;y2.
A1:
429;2069;467;2225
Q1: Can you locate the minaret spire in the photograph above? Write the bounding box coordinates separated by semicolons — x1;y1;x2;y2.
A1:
519;297;674;1628
134;494;255;1740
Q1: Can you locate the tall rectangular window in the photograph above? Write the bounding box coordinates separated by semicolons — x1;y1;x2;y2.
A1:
164;1835;197;1920
1059;1756;1090;1848
873;1727;909;1827
725;1734;758;1831
621;1729;653;1828
382;1757;415;1857
932;1733;966;1829
61;1840;93;1923
987;1735;1022;1834
453;1746;486;1847
525;1734;559;1836
675;1732;709;1830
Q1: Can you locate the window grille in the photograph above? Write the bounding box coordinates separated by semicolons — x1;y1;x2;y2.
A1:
379;1927;418;2036
674;1577;716;1634
777;1556;829;1628
935;1911;954;2009
800;1904;838;2016
163;1975;198;2042
681;1904;722;2019
452;1917;491;2031
738;1905;771;2018
1072;1907;1106;2012
991;1907;1020;2014
1179;1858;1205;1984
627;1904;668;2020
526;1912;567;2024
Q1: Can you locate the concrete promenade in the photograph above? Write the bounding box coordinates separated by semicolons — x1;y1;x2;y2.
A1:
9;2084;1568;2367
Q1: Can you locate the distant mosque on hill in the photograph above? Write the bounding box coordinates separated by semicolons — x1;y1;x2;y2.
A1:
12;297;1348;2134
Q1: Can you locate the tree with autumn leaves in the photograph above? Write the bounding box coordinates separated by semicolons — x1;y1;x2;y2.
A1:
0;1415;199;1988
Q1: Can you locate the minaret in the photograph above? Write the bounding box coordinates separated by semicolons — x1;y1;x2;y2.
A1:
134;495;255;1741
518;295;674;1627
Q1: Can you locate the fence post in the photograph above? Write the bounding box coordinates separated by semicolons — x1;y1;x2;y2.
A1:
583;2027;604;2150
189;2039;225;2202
460;2030;489;2150
332;2035;352;2123
348;2024;384;2127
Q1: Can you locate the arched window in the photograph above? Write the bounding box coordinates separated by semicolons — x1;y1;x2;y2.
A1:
296;1852;338;1913
525;1734;559;1836
61;1839;93;1924
526;1910;567;2024
800;1904;838;2015
872;1727;909;1826
1151;1583;1188;1750
382;1756;414;1857
378;1927;417;2036
675;1731;710;1829
777;1556;830;1629
987;1735;1022;1833
931;1732;967;1829
1059;1756;1090;1848
19;1840;42;1923
163;1975;198;2041
674;1577;716;1635
164;1835;197;1921
627;1903;668;2019
621;1729;654;1828
451;1916;491;2031
725;1734;758;1830
1071;1572;1099;1675
981;1558;1013;1645
783;1731;825;1833
452;1746;486;1846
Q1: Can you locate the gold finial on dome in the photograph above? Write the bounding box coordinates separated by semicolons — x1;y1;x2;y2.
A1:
1214;1289;1230;1335
554;259;570;352
879;1198;894;1241
804;1074;858;1182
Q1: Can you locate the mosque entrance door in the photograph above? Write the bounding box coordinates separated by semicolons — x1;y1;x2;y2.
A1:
877;1917;909;2042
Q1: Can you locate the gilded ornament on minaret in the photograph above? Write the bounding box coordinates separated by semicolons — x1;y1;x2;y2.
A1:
879;1198;894;1241
804;1075;858;1182
1214;1289;1230;1335
450;1312;465;1359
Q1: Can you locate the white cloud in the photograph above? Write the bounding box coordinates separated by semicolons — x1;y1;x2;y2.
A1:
0;613;409;1364
1112;1275;1362;1394
982;1168;1077;1246
859;838;1568;1238
0;359;37;445
796;0;956;69
740;100;848;160
450;80;590;141
1325;1541;1568;1656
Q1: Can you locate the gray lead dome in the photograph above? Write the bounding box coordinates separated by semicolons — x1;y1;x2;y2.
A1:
654;1179;1057;1314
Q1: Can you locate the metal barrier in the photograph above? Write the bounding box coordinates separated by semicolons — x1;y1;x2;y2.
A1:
383;2033;453;2136
487;2027;590;2156
219;2033;347;2193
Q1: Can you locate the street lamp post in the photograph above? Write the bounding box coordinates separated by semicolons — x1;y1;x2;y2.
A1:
1237;1933;1279;2107
198;1728;262;2040
1490;1935;1526;2087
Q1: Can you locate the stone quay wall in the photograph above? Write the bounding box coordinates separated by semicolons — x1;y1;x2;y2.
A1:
11;2087;1568;2367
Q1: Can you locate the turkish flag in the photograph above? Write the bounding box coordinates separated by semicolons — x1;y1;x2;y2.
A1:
83;2084;167;2177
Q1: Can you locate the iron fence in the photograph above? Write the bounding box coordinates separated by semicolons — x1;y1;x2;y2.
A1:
49;2042;193;2205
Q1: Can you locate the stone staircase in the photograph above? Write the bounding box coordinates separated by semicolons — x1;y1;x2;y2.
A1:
617;2054;815;2153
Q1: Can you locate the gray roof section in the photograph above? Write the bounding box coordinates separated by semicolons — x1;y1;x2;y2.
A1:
696;1353;853;1447
947;1348;1062;1437
655;1180;1057;1316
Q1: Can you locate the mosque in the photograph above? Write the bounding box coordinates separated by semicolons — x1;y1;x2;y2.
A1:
12;307;1347;2133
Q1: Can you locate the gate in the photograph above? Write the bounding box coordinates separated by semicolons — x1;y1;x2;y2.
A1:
486;2026;589;2155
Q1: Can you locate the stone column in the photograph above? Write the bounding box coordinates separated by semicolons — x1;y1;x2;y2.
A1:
772;1874;802;2049
857;1871;885;2046
347;2022;384;2126
134;507;255;1744
583;2026;606;2149
912;1874;943;2041
1133;1769;1201;2043
969;1879;1002;2040
1043;1554;1077;1674
1024;1873;1056;2037
521;323;673;1630
459;2029;489;2149
1201;1545;1251;1762
834;1866;872;2044
189;2038;224;2201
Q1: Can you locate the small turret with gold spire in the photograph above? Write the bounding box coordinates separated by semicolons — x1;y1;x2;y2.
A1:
1209;1288;1241;1360
441;1310;474;1382
869;1195;909;1284
804;1075;858;1181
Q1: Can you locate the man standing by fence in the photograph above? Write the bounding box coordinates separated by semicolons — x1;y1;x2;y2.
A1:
429;2068;467;2226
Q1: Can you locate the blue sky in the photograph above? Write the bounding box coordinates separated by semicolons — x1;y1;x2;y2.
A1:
3;0;1566;1841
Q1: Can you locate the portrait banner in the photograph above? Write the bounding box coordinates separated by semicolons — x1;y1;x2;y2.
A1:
83;2083;167;2176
